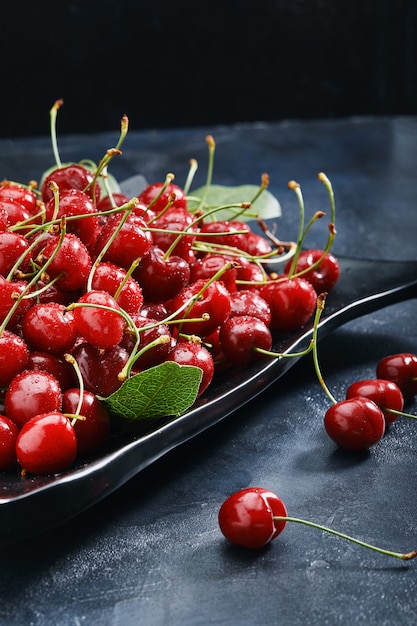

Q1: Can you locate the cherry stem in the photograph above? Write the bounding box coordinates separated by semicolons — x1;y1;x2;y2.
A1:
64;353;85;424
50;99;64;169
273;516;417;561
197;135;216;212
183;158;198;195
311;293;338;405
385;407;417;420
286;180;305;278
120;335;171;379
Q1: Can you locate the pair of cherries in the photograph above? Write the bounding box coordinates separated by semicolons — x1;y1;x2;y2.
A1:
323;352;417;451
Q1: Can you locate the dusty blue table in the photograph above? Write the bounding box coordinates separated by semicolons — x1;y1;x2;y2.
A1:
0;117;416;625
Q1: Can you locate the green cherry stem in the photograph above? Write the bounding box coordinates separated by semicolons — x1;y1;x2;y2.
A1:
49;99;64;169
311;293;338;405
183;158;199;195
197;135;216;212
63;353;85;424
273;516;417;561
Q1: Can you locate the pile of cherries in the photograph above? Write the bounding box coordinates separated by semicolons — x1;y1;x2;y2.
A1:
0;136;344;477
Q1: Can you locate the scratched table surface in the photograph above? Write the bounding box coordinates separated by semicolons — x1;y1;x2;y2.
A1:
0;116;416;626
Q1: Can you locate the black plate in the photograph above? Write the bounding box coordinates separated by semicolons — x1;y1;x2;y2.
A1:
1;256;416;544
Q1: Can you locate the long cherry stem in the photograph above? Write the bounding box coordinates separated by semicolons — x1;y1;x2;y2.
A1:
273;516;416;560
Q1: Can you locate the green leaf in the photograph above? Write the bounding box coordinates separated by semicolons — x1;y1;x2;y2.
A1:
101;362;203;422
188;184;281;222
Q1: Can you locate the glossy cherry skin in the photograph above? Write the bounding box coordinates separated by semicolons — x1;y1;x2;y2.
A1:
285;249;340;293
169;279;231;338
91;261;143;315
134;246;191;303
16;411;77;475
0;182;38;216
324;397;385;451
228;290;271;326
22;302;78;355
0;415;19;470
44;188;100;250
376;353;417;398
71;342;130;397
72;290;125;349
219;315;273;366
26;352;77;391
94;213;153;270
62;388;111;455
190;254;238;293
40;164;101;204
345;379;404;425
40;233;92;292
218;487;288;549
260;276;317;333
138;182;188;214
167;340;214;396
0;331;29;388
0;231;32;276
4;370;62;428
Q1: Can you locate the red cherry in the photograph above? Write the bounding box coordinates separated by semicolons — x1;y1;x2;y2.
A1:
0;331;29;388
218;487;287;549
121;314;172;370
40;164;101;204
0;415;19;470
4;370;62;428
138;181;188;214
40;232;92;291
228;289;271;326
285;249;340;293
190;254;238;293
62;388;111;455
324;397;385;451
22;302;78;354
169;279;231;338
0;182;38;216
376;353;417;399
134;246;191;303
91;261;143;315
219;315;273;366
71;342;129;396
94;213;152;270
44;188;100;250
26;351;77;391
16;411;77;475
0;231;32;276
167;339;214;396
72;290;125;349
197;220;250;251
260;276;317;333
0;198;32;227
345;379;404;425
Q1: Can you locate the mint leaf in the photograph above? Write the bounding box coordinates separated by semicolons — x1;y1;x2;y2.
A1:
101;362;203;422
188;184;281;222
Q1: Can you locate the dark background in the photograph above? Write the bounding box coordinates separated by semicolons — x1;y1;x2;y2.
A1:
1;0;417;138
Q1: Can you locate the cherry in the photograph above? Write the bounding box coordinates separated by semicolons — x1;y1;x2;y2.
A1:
16;411;77;475
40;164;101;204
218;487;417;559
0;182;38;216
376;353;417;399
62;388;111;455
93;212;152;270
260;276;317;333
169;278;232;338
71;342;130;396
71;290;125;349
218;487;287;549
134;246;191;303
284;249;340;293
219;315;273;366
22;302;78;355
0;277;33;331
26;351;77;391
0;415;19;470
138;181;188;214
91;261;143;315
0;198;32;227
121;315;172;370
345;379;405;425
238;231;273;257
324;397;385;451
4;370;62;428
0;330;29;388
150;206;197;260
167;339;214;396
197;220;250;250
40;232;92;292
0;231;32;276
190;254;238;293
95;192;130;214
44;188;100;250
228;289;271;326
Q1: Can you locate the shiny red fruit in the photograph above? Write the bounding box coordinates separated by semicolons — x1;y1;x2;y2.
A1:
376;353;417;398
260;276;317;333
62;388;111;455
285;249;340;293
16;411;77;475
0;415;19;470
324;397;385;451
218;487;288;549
345;379;404;425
